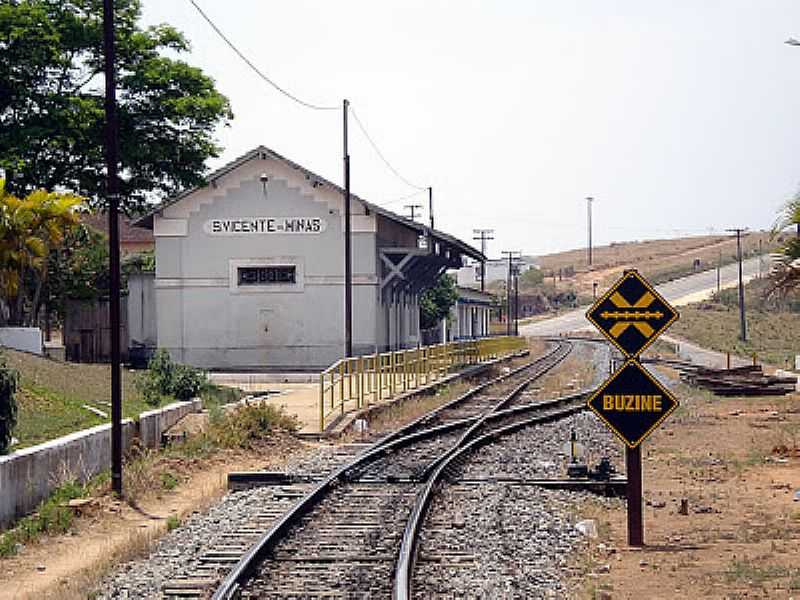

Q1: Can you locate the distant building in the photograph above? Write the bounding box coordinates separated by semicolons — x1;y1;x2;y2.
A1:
82;213;154;255
133;145;484;371
444;287;493;341
455;257;539;289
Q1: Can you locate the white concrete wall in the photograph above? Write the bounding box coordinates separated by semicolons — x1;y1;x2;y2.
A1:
128;272;157;347
0;328;42;355
154;169;378;370
0;400;202;527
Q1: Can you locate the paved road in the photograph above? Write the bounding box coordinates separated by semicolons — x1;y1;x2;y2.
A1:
520;256;764;337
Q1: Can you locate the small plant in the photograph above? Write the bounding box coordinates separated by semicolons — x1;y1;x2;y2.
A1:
160;471;178;491
136;350;205;405
0;479;87;558
166;515;181;531
0;353;19;454
171;364;205;401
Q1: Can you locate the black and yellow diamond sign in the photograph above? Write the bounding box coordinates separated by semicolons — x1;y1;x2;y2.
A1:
587;359;679;448
586;270;678;358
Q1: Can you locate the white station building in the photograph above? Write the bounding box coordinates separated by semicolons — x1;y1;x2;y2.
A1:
134;146;487;371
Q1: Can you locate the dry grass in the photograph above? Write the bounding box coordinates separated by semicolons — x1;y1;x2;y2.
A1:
534;231;772;296
669;280;800;369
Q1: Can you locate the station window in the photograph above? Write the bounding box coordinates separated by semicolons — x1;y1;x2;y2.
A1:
237;265;296;286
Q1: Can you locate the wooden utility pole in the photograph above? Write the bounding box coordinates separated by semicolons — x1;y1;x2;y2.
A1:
405;204;423;221
501;251;521;336
428;187;434;230
727;228;748;342
103;0;123;496
343;99;352;357
472;229;495;292
587;196;592;267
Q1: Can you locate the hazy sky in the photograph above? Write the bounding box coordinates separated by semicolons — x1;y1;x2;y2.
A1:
141;1;800;257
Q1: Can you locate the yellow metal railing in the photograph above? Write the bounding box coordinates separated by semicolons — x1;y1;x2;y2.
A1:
318;336;526;431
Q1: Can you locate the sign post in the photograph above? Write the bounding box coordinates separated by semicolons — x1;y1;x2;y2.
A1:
585;269;679;547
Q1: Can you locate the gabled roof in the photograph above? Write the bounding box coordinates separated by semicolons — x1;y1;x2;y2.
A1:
82;213;154;244
132;145;484;261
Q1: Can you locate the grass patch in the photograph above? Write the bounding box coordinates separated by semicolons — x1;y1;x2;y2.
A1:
119;401;298;502
724;560;789;584
6;349;244;450
669;279;800;368
200;382;243;412
166;515;180;531
0;478;97;558
5;349;175;449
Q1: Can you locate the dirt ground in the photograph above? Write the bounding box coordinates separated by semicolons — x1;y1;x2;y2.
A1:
0;434;311;600
577;379;800;599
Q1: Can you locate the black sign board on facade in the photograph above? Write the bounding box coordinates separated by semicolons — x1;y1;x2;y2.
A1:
586;270;679;358
587;359;679;448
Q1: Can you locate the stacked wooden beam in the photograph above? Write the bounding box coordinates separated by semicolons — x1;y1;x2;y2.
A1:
679;364;797;396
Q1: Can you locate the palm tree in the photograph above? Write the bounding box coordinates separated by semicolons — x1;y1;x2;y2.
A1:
769;193;800;295
0;179;83;325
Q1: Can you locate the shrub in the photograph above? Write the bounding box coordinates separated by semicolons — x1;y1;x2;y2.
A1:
148;349;175;395
136;350;205;405
208;402;299;449
0;354;19;454
171;364;205;401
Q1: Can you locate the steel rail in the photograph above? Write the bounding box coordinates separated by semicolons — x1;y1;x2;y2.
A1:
393;388;592;599
211;341;573;600
374;341;568;448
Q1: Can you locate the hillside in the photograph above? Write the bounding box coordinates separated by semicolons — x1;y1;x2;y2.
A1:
531;231;773;295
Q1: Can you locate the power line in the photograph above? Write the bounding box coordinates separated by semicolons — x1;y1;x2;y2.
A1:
349;105;427;191
187;0;338;111
376;188;428;207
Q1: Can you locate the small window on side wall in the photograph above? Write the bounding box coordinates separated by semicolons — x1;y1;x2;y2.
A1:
237;265;296;286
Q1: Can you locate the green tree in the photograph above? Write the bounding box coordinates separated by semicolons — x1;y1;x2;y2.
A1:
420;274;459;329
42;222;109;324
519;267;544;287
0;353;19;455
770;194;800;295
0;179;82;325
0;0;232;214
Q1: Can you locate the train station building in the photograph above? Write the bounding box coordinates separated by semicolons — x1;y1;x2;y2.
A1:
134;146;485;371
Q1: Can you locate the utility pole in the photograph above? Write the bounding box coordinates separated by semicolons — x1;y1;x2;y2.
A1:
405;204;423;221
513;265;519;336
103;0;123;497
428;187;434;230
343;99;352;357
758;238;763;279
472;229;495;292
727;228;748;342
717;249;721;295
586;196;595;267
501;251;521;336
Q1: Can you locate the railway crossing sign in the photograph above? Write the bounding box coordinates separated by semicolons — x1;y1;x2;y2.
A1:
586;270;678;358
587;359;679;448
586;269;681;547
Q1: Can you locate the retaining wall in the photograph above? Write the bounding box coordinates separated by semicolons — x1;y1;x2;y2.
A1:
138;399;202;448
0;327;42;355
0;399;202;528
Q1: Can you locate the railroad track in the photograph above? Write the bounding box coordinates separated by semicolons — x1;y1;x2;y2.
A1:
163;339;593;599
